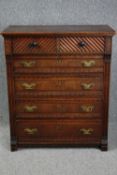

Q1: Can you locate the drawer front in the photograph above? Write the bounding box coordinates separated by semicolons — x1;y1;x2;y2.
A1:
13;56;104;73
13;37;56;54
16;120;102;142
12;36;104;55
15;76;103;93
15;99;103;119
59;37;105;54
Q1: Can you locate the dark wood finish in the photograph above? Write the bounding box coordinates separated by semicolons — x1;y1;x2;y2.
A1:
1;25;115;36
12;37;56;54
59;36;104;54
15;76;103;92
1;25;115;151
10;36;105;55
16;119;102;143
13;55;104;74
14;75;103;98
15;98;102;117
13;55;103;68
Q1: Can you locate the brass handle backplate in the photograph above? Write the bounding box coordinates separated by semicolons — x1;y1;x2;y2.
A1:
24;128;38;135
24;105;37;112
82;60;96;67
22;83;36;90
21;61;36;68
81;105;94;112
81;83;95;90
80;128;94;135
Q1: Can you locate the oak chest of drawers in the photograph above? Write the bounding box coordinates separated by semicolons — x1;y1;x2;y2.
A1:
1;25;115;151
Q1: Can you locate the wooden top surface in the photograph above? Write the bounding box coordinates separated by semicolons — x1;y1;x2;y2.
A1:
1;25;115;36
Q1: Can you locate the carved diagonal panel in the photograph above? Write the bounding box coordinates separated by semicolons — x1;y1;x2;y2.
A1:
59;37;105;54
13;37;56;54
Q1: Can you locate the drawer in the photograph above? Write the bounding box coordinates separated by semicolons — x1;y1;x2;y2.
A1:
15;76;103;95
15;99;103;119
12;36;104;55
13;37;56;54
13;55;104;73
16;119;102;143
59;37;105;54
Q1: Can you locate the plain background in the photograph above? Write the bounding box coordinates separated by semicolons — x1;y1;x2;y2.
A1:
0;0;117;123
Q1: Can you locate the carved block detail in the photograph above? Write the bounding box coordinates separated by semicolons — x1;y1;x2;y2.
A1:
11;138;17;151
100;139;108;151
104;54;111;63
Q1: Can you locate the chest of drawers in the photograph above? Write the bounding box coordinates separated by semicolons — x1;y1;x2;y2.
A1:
1;25;115;151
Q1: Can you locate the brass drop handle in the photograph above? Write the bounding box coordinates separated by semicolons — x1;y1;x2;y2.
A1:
81;83;95;90
22;83;36;90
80;128;94;135
28;42;38;48
24;128;38;135
82;60;96;67
24;105;37;112
81;105;94;112
21;61;36;68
